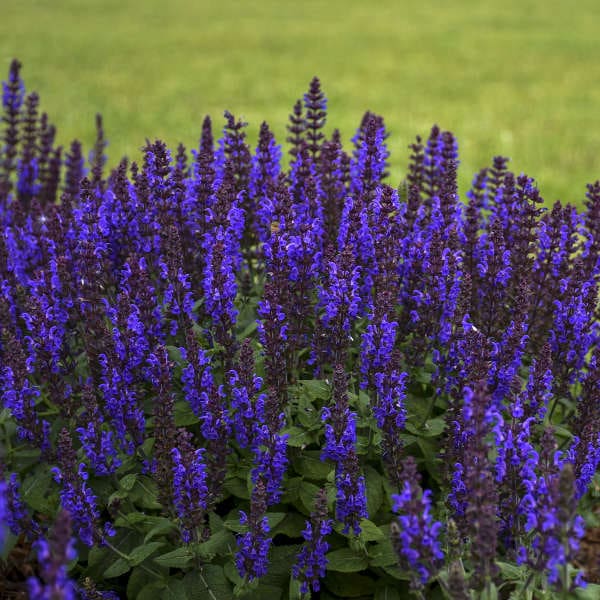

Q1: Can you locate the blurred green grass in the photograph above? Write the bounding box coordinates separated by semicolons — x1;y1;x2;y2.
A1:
2;0;599;204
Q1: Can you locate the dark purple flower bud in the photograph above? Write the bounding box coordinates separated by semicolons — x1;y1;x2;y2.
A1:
1;59;25;185
303;77;327;159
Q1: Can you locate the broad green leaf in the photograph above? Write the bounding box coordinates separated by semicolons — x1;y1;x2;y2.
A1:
237;319;258;339
368;537;397;568
281;476;302;504
261;544;302;588
242;584;282;600
144;518;179;543
266;512;287;530
154;547;194;569
138;582;168;600
575;583;600;599
161;579;187;600
22;467;53;512
223;476;251;500
271;512;306;539
293;452;332;482
131;477;163;509
325;547;369;572
128;566;162;599
358;519;385;542
364;466;384;516
104;557;131;578
298;480;321;514
324;572;375;597
223;517;247;534
184;566;234;600
174;400;199;426
129;541;165;566
120;473;138;491
281;425;313;448
288;577;303;600
496;561;525;580
374;585;402;600
422;417;445;437
297;379;330;400
196;528;235;558
381;564;410;581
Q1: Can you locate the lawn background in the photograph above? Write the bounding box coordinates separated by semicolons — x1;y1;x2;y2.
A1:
1;0;599;205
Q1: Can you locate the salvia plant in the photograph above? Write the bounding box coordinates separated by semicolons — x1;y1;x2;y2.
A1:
0;59;599;600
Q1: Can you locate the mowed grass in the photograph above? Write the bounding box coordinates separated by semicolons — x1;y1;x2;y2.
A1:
1;0;600;205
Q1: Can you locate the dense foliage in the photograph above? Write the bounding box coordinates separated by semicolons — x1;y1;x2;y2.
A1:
0;59;599;600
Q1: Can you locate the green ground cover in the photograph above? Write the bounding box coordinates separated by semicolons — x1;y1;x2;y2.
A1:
1;0;599;204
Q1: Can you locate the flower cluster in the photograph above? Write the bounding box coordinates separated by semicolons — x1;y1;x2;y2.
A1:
0;60;598;598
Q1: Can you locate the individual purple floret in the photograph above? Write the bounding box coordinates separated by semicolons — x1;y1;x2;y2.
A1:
27;510;78;600
292;488;332;594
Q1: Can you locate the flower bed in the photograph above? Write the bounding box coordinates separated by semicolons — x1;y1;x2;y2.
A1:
0;59;599;599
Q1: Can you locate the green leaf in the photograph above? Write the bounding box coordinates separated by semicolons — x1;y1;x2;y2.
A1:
324;572;375;597
120;473;138;491
575;583;600;599
223;560;244;586
242;584;282;600
184;566;234;600
223;476;251;500
261;544;302;588
422;417;445;437
128;566;162;598
298;480;321;514
281;425;313;448
104;557;131;578
144;518;179;543
129;542;165;566
294;452;333;482
174;400;199;426
266;512;287;530
138;582;168;600
381;564;410;581
325;547;369;572
288;577;303;600
374;585;402;600
223;517;247;534
22;467;53;512
496;561;525;581
131;476;163;509
196;528;235;558
297;379;330;400
237;319;258;339
271;512;306;539
368;537;397;568
161;579;188;600
358;519;385;542
364;466;384;516
281;476;302;504
166;345;184;364
154;547;194;569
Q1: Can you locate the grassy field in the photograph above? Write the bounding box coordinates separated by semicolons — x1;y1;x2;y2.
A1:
1;0;600;205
